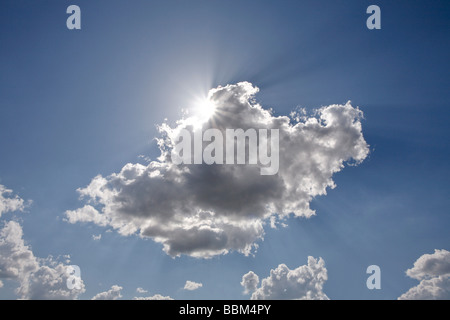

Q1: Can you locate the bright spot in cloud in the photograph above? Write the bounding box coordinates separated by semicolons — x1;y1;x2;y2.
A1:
191;96;217;127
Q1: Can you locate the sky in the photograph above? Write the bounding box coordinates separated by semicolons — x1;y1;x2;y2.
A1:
0;0;449;300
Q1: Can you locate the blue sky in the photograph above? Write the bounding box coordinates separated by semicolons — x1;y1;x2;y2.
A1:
0;0;449;300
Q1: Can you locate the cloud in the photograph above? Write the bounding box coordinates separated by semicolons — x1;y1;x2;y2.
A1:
92;285;123;300
65;82;369;258
0;280;3;288
241;271;259;294
405;249;450;280
65;205;109;227
18;262;85;300
0;220;85;299
0;184;28;217
244;256;329;300
399;249;450;300
136;287;148;294
0;221;38;280
133;294;173;300
184;280;203;291
398;276;450;300
92;234;102;241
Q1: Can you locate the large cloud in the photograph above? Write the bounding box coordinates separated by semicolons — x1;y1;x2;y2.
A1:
242;256;329;300
0;220;85;299
18;262;85;300
65;82;369;258
92;286;174;300
399;249;450;300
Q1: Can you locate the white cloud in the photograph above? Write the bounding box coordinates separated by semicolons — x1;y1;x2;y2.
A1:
133;294;173;300
136;287;148;293
241;271;259;294
65;205;109;227
245;256;329;300
405;249;450;280
65;82;369;258
0;220;85;299
399;276;450;300
92;234;102;241
18;262;85;300
0;184;27;217
184;280;203;291
0;221;38;280
92;285;123;300
0;280;3;288
399;249;450;300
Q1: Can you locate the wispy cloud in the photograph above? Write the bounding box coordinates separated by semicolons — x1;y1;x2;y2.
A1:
136;287;148;294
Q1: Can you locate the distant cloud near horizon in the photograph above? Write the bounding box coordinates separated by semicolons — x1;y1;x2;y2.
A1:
133;294;173;300
241;256;329;300
136;287;148;294
91;285;123;300
241;271;259;294
65;81;369;258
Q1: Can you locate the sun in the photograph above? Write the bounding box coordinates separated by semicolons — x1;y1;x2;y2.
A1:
193;97;216;124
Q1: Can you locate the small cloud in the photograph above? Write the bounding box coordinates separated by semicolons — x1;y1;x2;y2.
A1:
134;294;173;300
138;155;152;163
65;205;109;227
63;254;71;264
0;184;28;217
184;280;203;291
92;234;102;241
92;285;123;300
269;216;288;229
136;287;148;294
241;271;259;294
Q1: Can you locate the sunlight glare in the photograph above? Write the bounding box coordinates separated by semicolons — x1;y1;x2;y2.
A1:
192;97;216;125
